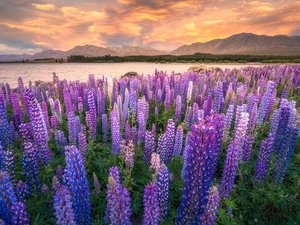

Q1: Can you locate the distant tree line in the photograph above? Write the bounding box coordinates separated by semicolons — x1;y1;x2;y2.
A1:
67;53;300;63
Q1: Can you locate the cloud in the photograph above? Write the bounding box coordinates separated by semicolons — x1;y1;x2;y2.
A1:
0;0;300;53
31;3;56;11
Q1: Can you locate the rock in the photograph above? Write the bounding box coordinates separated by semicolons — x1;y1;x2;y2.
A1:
121;71;138;79
188;65;207;72
208;67;223;72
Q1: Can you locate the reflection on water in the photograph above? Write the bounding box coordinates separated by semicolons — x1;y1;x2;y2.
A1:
0;62;260;88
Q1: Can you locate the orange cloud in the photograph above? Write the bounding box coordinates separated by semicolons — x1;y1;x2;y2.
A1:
31;3;56;11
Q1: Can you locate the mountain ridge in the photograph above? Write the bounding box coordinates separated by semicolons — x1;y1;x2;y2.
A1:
1;33;300;61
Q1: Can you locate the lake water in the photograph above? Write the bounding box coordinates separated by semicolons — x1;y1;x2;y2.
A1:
0;62;261;88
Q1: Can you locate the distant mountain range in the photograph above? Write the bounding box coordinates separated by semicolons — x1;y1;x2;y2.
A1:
1;33;300;61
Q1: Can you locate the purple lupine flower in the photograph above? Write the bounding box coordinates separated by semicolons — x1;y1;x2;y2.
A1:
234;112;249;151
186;81;193;102
163;119;175;164
53;185;76;225
255;134;275;181
220;140;240;198
93;173;101;195
174;95;182;122
124;120;131;143
22;141;40;192
18;77;24;93
137;110;146;143
64;146;91;225
97;90;106;117
68;112;78;145
164;85;171;111
54;99;63;123
173;125;183;157
242;134;254;162
16;181;30;202
106;166;132;225
144;131;155;164
223;104;234;141
191;103;199;124
142;182;160;225
78;131;87;159
102;114;108;143
122;140;135;168
0;171;17;225
63;88;73;114
273;126;299;183
2;150;15;182
0;100;13;148
200;186;220;225
214;81;224;114
157;134;166;163
274;107;291;154
50;116;59;129
41;184;49;193
10;93;22;122
0;144;3;170
52;176;61;191
157;164;170;221
41;101;50;128
177;114;223;223
24;89;50;165
122;88;130;126
129;90;137;115
11;201;30;225
110;110;121;154
184;106;193;128
248;102;258;132
257;81;276;126
54;130;68;148
88;91;97;140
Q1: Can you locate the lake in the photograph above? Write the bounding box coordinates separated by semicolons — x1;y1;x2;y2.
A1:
0;62;261;88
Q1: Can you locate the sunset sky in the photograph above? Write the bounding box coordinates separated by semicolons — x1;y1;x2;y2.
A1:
0;0;300;54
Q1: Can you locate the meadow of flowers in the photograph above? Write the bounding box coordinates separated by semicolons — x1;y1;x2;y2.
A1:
0;65;300;225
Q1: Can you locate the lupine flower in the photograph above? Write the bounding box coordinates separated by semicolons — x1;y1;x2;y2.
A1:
181;131;192;179
124;120;131;142
177;114;223;223
184;106;193;128
111;110;121;154
78;131;87;159
274;107;291;154
102;114;108;143
11;201;30;225
64;146;91;225
97;90;105;117
150;153;161;173
129;90;137;115
214;81;223;114
125;140;135;168
0;100;13;148
203;93;212;117
53;185;76;225
105;167;132;225
144;131;155;164
199;186;220;225
87;91;97;140
56;165;64;181
68;112;78;145
142;182;160;225
248;102;258;132
223;104;234;141
242;134;254;162
255;134;275;181
0;171;17;225
186;81;193;102
93;173;101;195
41;101;50;128
2;149;15;182
273;126;299;183
162;119;175;164
50;116;59;129
157;164;170;221
78;97;83;113
220;140;240;198
10;93;22;122
173;125;183;157
63;88;73;114
24;89;50;165
234;112;249;151
16;180;30;202
52;176;61;191
137;111;146;143
55;130;68;148
174;95;182;122
22;141;40;192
